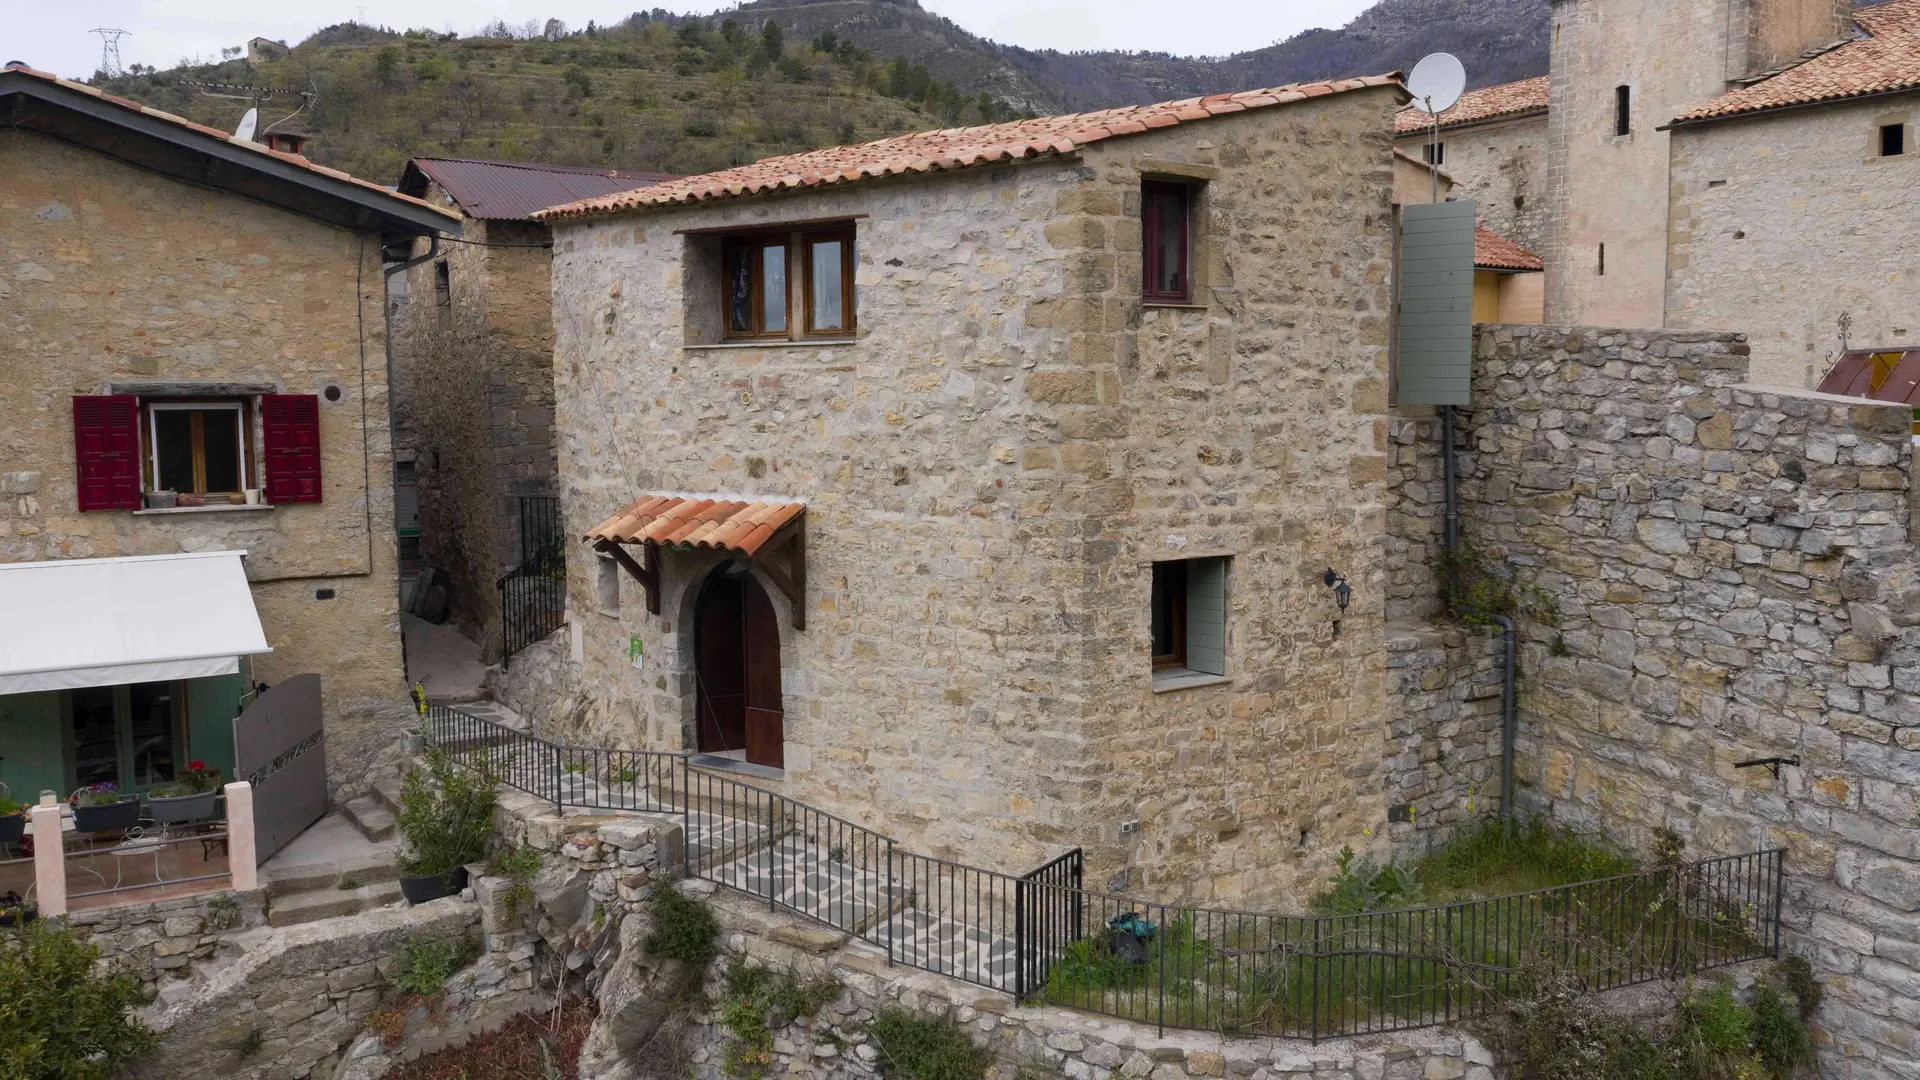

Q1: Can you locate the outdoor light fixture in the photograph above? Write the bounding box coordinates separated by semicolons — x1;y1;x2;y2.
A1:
1324;568;1352;635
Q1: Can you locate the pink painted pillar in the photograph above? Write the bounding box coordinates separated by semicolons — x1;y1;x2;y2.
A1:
225;781;258;891
30;804;65;917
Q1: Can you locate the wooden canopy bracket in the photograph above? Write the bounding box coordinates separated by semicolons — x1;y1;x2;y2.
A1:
595;539;660;615
754;518;807;630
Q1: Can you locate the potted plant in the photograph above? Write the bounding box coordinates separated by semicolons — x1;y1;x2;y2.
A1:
144;490;177;509
0;890;36;927
0;795;25;850
395;746;496;904
71;783;140;834
147;760;223;827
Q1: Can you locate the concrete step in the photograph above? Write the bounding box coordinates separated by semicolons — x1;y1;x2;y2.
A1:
371;777;405;816
267;880;402;928
341;794;396;844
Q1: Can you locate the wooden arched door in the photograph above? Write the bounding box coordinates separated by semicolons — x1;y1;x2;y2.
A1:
694;562;784;768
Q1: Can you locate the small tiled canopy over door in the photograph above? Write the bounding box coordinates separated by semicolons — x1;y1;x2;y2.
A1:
1184;557;1228;676
261;394;323;503
72;395;142;511
1396;200;1478;406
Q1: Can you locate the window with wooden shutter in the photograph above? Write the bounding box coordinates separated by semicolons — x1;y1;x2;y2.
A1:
261;394;323;504
1149;555;1229;678
72;395;142;511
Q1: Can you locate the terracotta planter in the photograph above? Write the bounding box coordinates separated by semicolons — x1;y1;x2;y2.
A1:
398;865;469;905
73;797;140;834
148;790;218;826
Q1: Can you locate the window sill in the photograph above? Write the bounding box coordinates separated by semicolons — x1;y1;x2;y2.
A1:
686;337;862;351
1151;669;1231;693
1141;301;1210;311
133;503;275;516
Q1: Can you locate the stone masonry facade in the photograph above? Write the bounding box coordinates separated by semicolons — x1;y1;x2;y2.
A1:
1667;91;1920;389
391;208;559;659
1393;115;1548;255
539;85;1405;908
0;129;407;704
1391;323;1919;1079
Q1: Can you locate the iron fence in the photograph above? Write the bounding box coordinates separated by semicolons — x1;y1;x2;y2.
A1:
499;495;566;662
423;703;1785;1039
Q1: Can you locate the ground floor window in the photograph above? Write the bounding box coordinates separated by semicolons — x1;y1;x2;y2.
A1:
1151;557;1228;677
0;675;241;800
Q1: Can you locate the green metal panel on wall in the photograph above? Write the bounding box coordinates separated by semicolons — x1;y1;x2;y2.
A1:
1396;200;1477;406
0;692;66;802
186;671;245;783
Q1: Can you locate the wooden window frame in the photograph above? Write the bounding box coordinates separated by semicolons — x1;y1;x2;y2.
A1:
720;223;857;341
1142;178;1195;305
1150;560;1188;672
144;399;253;497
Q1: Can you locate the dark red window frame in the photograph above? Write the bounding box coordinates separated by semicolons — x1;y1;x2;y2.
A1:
1142;179;1194;304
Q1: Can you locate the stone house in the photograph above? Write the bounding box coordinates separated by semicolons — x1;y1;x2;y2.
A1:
525;77;1408;905
388;158;674;658
0;63;457;801
1402;0;1920;389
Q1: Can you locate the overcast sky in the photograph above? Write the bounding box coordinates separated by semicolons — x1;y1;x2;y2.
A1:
13;1;1375;82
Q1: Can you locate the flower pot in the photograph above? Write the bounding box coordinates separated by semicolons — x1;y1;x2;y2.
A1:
145;490;177;509
73;796;140;834
0;814;23;847
398;865;469;905
148;789;218;826
0;907;36;927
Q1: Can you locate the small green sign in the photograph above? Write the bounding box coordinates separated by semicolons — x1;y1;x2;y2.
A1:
628;635;644;670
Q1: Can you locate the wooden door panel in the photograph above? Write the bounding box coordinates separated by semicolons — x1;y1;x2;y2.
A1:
744;707;784;770
742;574;784;768
696;575;746;753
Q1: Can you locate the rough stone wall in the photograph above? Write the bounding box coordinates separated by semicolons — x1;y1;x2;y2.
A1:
1393;114;1549;253
1666;92;1920;389
1430;323;1919;1080
545;87;1402;905
0;129;406;706
390;206;559;658
1543;0;1735;328
71;889;267;994
1382;625;1508;847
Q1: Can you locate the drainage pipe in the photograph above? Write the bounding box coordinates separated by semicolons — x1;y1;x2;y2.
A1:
1442;405;1459;556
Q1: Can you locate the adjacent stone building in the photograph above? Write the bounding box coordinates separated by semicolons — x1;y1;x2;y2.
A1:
389;158;673;657
521;77;1409;905
1392;76;1549;254
0;63;456;799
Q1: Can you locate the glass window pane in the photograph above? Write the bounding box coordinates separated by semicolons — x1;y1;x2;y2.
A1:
201;410;242;492
129;682;176;786
811;239;845;331
1149;188;1187;296
727;247;753;333
72;686;120;790
154;409;194;493
763;244;787;333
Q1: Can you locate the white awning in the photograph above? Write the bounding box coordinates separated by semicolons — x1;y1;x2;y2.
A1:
0;551;272;695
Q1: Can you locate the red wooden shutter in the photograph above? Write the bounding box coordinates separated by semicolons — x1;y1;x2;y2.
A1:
262;394;323;504
72;395;142;511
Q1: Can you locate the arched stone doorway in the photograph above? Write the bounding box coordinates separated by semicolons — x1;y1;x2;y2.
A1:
693;561;784;769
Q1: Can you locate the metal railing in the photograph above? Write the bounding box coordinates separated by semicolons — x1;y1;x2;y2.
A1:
499;495;566;662
424;704;1785;1039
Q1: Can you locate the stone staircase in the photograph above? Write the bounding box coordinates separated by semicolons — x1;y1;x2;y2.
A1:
261;783;407;928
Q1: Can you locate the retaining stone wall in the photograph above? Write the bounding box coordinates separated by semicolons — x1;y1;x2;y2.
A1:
1382;624;1507;846
70;888;266;994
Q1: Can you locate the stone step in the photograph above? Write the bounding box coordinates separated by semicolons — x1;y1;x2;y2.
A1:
267;880;402;928
341;794;396;843
371;777;405;815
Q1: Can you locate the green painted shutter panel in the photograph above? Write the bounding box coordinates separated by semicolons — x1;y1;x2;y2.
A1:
1396;200;1477;406
1185;557;1227;676
185;672;246;785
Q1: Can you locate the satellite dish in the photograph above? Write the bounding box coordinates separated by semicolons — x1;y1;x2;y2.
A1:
233;107;258;141
1407;53;1466;115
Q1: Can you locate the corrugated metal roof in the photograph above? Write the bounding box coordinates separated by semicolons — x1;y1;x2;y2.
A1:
1816;349;1920;405
403;157;680;221
586;495;805;556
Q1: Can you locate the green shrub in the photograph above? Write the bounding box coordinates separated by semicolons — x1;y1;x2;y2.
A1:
0;920;159;1080
396;746;497;877
390;936;480;996
1415;815;1637;900
719;958;842;1078
870;1009;993;1080
644;885;719;965
1749;987;1812;1077
1314;845;1426;914
486;844;542;923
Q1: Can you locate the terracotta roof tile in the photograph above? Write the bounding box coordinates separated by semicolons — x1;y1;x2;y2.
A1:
0;64;458;224
534;75;1405;220
1395;76;1549;135
1674;0;1920;124
586;495;806;557
1474;225;1543;272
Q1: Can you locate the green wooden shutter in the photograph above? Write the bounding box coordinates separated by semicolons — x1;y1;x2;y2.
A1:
1185;557;1227;676
1396;200;1477;406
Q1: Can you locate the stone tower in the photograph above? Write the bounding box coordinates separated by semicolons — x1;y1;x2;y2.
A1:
1541;0;1852;326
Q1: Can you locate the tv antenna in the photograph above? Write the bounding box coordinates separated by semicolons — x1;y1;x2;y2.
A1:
1407;52;1466;202
233;107;259;141
91;28;130;79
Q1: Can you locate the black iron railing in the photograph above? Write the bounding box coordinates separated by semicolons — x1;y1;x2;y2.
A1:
423;704;1785;1039
499;495;566;662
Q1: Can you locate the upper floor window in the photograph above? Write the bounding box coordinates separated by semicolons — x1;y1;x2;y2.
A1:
1421;142;1446;166
1881;123;1906;157
151;401;249;497
71;392;321;511
1150;556;1227;677
1614;85;1631;136
1142;179;1197;304
722;224;855;340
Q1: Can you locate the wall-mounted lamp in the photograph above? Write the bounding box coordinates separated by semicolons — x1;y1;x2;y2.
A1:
1324;568;1352;635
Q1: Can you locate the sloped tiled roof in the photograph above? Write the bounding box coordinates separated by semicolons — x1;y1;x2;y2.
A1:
402;158;680;221
0;63;457;225
1474;225;1544;272
1673;0;1920;124
534;75;1405;220
586;495;806;556
1395;76;1549;135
